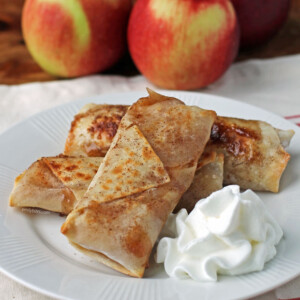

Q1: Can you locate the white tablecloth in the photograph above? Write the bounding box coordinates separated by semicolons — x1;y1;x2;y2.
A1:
1;54;300;300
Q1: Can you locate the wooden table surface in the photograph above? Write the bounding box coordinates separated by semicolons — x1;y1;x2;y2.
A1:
1;0;300;85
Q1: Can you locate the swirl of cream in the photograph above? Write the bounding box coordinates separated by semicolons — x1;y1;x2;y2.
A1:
156;185;283;281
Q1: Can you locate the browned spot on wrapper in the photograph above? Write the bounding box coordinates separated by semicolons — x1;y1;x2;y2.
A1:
65;165;78;171
76;172;92;181
209;117;261;160
125;224;151;258
142;146;154;161
48;161;61;170
112;165;123;174
101;184;110;190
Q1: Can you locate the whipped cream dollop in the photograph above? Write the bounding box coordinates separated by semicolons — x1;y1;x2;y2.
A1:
156;185;283;281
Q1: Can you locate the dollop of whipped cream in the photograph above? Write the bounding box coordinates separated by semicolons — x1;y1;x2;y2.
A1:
156;185;283;281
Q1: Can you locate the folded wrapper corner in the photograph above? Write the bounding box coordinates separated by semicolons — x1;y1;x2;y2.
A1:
61;90;216;278
9;156;102;214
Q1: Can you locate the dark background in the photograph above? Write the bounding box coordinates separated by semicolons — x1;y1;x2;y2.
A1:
1;0;300;85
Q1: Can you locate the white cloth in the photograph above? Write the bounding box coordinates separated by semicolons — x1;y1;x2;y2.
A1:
1;54;300;300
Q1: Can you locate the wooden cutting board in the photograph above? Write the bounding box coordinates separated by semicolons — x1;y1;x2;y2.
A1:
1;0;300;85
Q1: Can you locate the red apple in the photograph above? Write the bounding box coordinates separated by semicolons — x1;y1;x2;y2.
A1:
127;0;239;90
22;0;132;77
231;0;291;48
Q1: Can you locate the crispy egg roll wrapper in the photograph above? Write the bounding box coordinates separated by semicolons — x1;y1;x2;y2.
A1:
11;105;294;215
64;104;128;157
175;151;224;213
206;116;293;192
9;157;102;214
61;89;216;277
64;104;293;192
8;151;221;215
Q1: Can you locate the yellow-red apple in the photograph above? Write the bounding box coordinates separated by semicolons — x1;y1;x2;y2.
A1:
231;0;290;48
127;0;239;90
22;0;132;77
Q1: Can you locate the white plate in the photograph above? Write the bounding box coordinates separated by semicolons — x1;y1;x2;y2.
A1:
0;91;300;300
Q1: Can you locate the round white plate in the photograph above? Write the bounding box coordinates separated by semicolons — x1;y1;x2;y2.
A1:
0;91;300;300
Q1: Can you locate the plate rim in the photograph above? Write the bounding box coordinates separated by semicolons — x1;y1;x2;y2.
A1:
0;90;299;300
